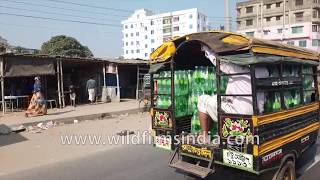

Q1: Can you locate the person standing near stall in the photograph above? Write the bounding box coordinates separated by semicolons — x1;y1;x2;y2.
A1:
86;76;96;104
69;84;76;107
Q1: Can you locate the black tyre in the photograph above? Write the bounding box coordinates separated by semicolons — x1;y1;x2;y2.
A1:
275;160;296;180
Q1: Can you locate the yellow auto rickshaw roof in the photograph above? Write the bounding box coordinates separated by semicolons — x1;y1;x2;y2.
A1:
150;31;319;64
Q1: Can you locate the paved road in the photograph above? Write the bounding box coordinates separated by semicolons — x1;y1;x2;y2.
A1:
1;143;319;180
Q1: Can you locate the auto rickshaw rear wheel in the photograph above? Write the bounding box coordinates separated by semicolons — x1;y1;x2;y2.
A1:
275;160;296;180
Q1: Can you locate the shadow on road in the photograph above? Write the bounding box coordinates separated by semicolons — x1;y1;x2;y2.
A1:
0;124;28;147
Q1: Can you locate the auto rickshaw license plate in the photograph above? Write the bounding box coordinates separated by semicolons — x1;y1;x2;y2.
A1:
223;149;253;171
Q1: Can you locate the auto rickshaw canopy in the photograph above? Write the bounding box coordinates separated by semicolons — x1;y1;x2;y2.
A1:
150;31;319;65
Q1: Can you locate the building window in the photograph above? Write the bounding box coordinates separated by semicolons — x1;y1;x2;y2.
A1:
295;12;304;21
131;33;134;37
292;26;303;34
151;20;154;25
145;35;148;39
312;39;320;46
173;26;179;31
314;0;318;3
151;39;155;43
313;10;318;18
151;48;155;52
131;41;134;45
151;30;154;34
246;6;253;13
136;41;140;45
276;2;281;7
125;25;128;29
264;30;269;35
287;41;294;45
189;24;193;29
237;21;241;27
173;17;179;22
145;27;147;31
145;44;148;48
145;53;148;57
312;24;318;32
125;34;128;37
203;16;206;21
278;28;283;33
276;16;282;21
136;32;139;36
163;26;171;33
266;17;271;22
163;18;172;25
126;50;128;54
131;50;134;53
266;4;271;9
295;0;303;6
130;24;133;28
299;40;307;47
197;24;200;29
189;14;193;19
203;26;206;31
245;31;254;37
237;8;241;16
246;19;253;26
125;42;128;46
136;49;140;53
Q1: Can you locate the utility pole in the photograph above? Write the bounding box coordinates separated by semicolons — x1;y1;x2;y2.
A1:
260;1;263;38
170;12;173;40
225;0;231;31
282;0;286;42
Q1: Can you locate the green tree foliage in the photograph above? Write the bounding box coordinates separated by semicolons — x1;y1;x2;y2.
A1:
41;35;93;58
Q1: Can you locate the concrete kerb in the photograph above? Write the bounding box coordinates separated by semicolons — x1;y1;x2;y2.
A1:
5;108;144;133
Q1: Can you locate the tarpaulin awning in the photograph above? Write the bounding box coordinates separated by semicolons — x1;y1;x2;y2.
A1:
4;56;55;77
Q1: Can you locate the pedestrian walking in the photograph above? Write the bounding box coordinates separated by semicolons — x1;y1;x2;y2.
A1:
86;76;96;104
25;76;47;117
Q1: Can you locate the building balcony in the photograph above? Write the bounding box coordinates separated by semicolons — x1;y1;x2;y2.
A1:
290;16;312;24
263;8;284;16
312;17;320;23
313;3;320;9
236;24;257;31
238;12;258;19
263;20;283;27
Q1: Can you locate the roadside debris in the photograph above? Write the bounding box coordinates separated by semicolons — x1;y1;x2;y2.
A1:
116;130;135;136
120;113;129;117
10;125;26;133
27;126;41;134
27;121;57;133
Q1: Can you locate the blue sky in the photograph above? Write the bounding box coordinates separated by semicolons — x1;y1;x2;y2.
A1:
0;0;239;58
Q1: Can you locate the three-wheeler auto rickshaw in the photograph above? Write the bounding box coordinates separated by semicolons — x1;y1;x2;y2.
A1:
149;31;320;180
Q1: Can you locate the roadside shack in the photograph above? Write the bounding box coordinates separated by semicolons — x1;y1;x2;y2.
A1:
0;53;148;115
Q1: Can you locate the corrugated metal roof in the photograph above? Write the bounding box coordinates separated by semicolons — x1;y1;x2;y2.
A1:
0;53;148;65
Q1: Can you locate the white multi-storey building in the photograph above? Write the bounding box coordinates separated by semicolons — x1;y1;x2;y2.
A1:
121;8;208;60
237;0;320;52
